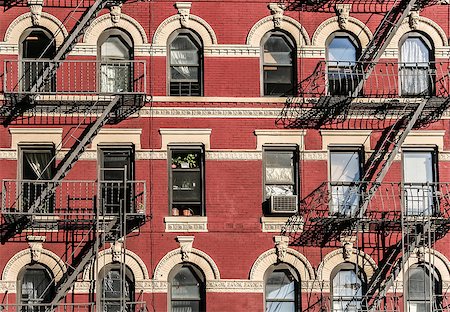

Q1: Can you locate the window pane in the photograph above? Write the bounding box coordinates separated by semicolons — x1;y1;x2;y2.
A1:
264;36;292;53
171;66;199;81
23;150;53;180
22;31;55;59
264;66;293;84
328;37;356;63
401;38;430;65
101;36;130;60
330;151;360;182
266;271;295;300
171;36;198;51
266;302;295;312
172;267;201;300
172;171;201;202
22;268;53;303
102;150;132;181
171;50;199;65
172;300;200;312
266;185;294;197
404;152;433;183
408;267;431;300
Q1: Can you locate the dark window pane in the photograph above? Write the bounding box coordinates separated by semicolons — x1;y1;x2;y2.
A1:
21;268;53;304
172;171;201;202
264;66;293;84
22;31;55;59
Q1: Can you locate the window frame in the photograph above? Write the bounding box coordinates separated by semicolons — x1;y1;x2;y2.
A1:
167;29;204;96
401;146;438;216
17;263;55;306
399;32;435;96
330;262;366;312
328;145;365;217
262;144;299;214
168;263;206;312
168;144;205;216
406;264;442;312
325;32;361;96
98;264;135;312
264;263;301;312
260;31;297;97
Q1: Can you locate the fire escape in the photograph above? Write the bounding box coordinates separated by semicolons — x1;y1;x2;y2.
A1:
1;0;147;310
279;0;450;310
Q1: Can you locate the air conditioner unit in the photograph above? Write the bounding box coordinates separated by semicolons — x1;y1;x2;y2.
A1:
270;195;298;214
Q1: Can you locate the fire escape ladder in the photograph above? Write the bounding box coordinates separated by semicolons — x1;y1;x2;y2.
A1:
358;99;427;217
49;217;118;308
28;95;120;213
352;0;419;96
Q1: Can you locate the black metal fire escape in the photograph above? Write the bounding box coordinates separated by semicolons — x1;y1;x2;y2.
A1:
1;0;146;308
280;0;450;310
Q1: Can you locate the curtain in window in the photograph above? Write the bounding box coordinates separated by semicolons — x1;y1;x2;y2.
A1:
332;270;363;312
400;38;430;96
24;152;52;180
330;152;361;216
403;152;434;216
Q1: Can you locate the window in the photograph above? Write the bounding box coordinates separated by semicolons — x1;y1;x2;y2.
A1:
169;146;204;216
265;265;300;312
403;148;437;216
99;146;135;214
332;264;365;312
18;264;55;311
327;34;360;96
262;32;296;96
168;31;203;96
169;265;205;312
99;265;135;312
99;30;133;93
263;146;298;214
19;145;55;213
20;28;56;92
407;264;442;312
400;34;434;96
329;147;363;216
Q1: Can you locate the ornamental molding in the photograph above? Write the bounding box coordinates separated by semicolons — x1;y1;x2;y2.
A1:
28;0;44;26
250;248;315;282
83;13;148;45
108;2;122;25
261;216;303;233
144;107;282;118
175;2;192;28
268;3;286;29
177;236;195;261
135;280;168;292
204;45;260;57
73;281;93;293
206;151;261;160
82;248;149;281
246;15;310;47
303;151;327;160
312;16;373;48
3;12;68;46
153;14;217;47
206;280;264;292
154;247;220;281
164;217;208;232
0;281;16;292
335;4;352;30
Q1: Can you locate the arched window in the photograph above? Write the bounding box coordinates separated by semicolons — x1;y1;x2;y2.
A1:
327;33;360;96
99;29;133;93
20;28;56;92
168;30;203;96
99;265;135;312
18;264;55;311
169;264;206;312
407;264;442;312
265;264;300;311
400;33;434;96
261;32;296;96
331;263;365;312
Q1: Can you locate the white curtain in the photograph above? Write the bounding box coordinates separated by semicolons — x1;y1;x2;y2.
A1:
24;152;52;179
400;38;430;95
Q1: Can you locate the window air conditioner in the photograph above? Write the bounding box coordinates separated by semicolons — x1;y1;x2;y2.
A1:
270;195;298;214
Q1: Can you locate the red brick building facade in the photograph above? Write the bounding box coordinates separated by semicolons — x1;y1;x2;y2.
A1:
0;0;450;311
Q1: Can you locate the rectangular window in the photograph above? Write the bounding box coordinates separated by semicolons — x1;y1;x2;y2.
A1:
403;148;437;216
99;146;134;214
329;147;363;216
19;145;55;212
263;146;298;214
169;146;204;216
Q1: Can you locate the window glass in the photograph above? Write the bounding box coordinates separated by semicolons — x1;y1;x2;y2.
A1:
400;36;432;96
264;149;296;199
262;34;295;96
100;268;134;312
169;33;202;96
403;151;435;216
171;266;204;312
265;269;298;312
328;37;356;65
21;267;54;305
407;265;441;312
101;36;130;60
170;148;204;216
332;269;363;312
329;150;361;216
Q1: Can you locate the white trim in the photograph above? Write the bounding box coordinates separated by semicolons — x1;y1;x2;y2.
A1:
9;128;63;149
255;129;306;151
90;128;142;150
164;216;208;232
321;130;372;151
160;128;212;150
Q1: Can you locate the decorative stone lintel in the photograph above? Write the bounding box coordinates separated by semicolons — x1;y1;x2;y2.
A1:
108;3;122;24
27;235;46;262
28;0;44;26
268;3;285;29
408;9;420;30
177;236;195;261
335;4;351;30
175;2;192;28
274;235;289;262
261;216;303;233
165;216;208;232
110;239;124;263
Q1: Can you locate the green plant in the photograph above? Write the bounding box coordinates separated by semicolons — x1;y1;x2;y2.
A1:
184;153;198;168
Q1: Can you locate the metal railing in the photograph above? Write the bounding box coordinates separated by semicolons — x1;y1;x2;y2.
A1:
1;179;146;216
297;61;450;98
0;302;146;312
3;60;147;95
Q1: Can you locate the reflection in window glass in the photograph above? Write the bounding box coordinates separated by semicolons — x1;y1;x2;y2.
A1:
263;34;295;96
100;268;134;312
171;266;204;312
100;35;132;93
407;265;441;312
266;270;298;312
332;269;363;312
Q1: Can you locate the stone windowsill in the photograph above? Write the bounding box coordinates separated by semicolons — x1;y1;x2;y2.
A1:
261;216;303;233
164;216;208;232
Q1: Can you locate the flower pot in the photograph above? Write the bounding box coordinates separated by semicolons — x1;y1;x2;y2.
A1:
182;209;192;216
172;208;180;216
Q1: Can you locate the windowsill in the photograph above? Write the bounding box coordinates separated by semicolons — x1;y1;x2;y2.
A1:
261;216;303;233
164;216;208;232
